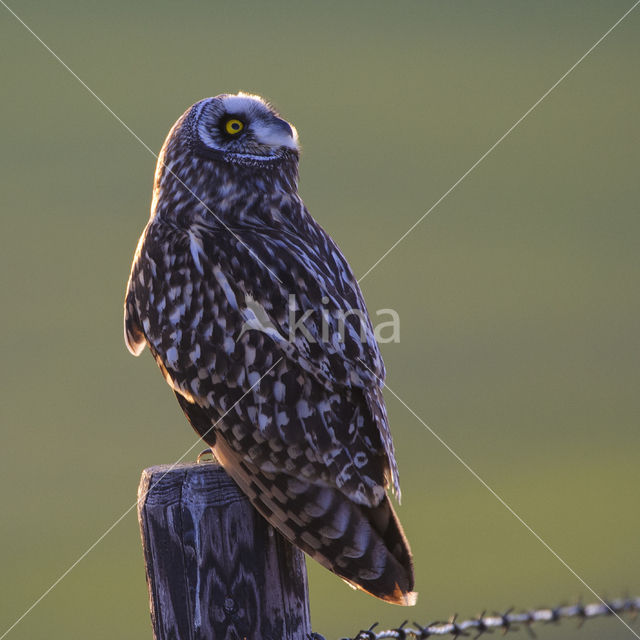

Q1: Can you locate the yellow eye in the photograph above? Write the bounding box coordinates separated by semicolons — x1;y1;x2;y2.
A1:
225;118;244;135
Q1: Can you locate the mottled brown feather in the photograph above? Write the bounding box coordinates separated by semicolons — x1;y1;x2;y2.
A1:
124;93;417;605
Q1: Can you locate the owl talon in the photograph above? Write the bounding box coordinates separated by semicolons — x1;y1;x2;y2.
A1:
197;448;217;464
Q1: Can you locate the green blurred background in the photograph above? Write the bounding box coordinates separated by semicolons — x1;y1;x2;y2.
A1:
1;1;639;638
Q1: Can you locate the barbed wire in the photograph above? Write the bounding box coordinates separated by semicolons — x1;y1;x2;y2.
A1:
310;597;640;640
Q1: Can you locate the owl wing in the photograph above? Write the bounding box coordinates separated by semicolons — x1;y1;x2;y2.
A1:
211;432;415;605
186;216;387;392
125;216;400;500
126;221;384;386
216;219;401;497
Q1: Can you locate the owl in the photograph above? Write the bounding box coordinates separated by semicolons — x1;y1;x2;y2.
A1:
124;92;416;606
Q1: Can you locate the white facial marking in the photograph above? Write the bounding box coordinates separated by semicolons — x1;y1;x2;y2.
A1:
221;93;268;114
213;92;299;153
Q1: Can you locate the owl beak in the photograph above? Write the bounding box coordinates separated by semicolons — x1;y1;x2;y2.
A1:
253;116;299;151
272;117;293;138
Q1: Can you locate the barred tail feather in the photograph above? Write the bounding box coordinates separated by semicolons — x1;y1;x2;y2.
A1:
214;437;417;606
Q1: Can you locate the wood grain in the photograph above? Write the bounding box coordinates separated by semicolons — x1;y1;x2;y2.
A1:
138;462;312;640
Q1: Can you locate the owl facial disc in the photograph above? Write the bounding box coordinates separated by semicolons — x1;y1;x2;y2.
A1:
192;92;299;164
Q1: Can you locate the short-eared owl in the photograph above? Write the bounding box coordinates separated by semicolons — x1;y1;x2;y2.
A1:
124;92;415;605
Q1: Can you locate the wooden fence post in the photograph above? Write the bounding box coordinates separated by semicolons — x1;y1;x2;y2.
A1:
137;461;312;640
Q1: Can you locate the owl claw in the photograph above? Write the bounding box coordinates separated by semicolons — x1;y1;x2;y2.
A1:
196;448;217;464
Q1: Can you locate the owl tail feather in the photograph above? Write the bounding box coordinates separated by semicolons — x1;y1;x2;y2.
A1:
213;437;417;606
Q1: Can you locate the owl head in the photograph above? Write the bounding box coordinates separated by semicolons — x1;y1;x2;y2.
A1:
186;92;299;167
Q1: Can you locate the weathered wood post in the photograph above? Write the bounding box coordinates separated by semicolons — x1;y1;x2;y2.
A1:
138;461;312;640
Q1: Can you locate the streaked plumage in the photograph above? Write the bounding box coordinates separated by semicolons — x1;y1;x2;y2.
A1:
124;92;416;605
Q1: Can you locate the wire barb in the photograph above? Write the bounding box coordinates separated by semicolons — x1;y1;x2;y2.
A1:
323;597;640;640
